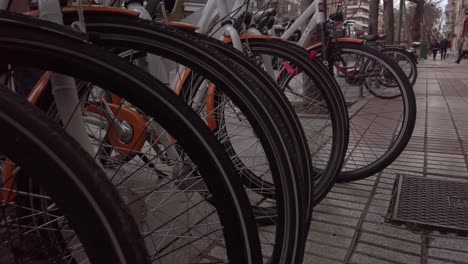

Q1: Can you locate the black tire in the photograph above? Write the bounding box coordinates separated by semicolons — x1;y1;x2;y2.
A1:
0;88;150;263
0;10;261;264
59;14;307;263
243;39;349;207
312;42;416;181
380;47;418;87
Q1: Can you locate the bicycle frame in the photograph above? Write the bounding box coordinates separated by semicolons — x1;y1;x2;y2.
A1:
281;0;326;48
195;0;246;50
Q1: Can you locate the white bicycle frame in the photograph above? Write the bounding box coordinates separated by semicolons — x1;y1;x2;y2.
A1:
196;0;246;50
280;0;326;48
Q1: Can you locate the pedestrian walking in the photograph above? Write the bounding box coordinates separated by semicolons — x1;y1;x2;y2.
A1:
431;41;440;60
455;34;468;64
440;37;448;59
448;39;452;57
458;37;464;57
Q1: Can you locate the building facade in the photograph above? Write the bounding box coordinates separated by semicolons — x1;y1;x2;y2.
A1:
344;0;370;32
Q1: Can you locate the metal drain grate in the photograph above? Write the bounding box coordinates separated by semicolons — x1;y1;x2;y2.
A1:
390;175;468;233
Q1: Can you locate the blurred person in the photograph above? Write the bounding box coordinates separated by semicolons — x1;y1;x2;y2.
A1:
455;32;468;64
431;41;440;60
440;37;448;59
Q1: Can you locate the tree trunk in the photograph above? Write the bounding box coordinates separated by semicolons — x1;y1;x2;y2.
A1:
383;0;395;43
411;0;424;41
368;0;379;35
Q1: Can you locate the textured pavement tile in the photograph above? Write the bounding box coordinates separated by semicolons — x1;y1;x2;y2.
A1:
302;253;343;264
307;231;352;248
364;212;385;223
372;193;391;201
326;192;369;204
374;188;392;195
426;174;468;182
331;186;371;198
360;222;421;242
377;182;396;190
303;60;468;263
349;253;394;264
358;232;421;254
312;212;359;227
320;198;366;211
305;241;348;261
369;198;391;208
428;248;468;263
314;204;363;218
427;259;460;264
339;183;374;191
309;221;356;238
367;205;389;215
429;236;468;252
354;243;420;264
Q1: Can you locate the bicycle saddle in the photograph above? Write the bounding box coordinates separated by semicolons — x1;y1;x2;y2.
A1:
360;34;386;41
254;8;277;31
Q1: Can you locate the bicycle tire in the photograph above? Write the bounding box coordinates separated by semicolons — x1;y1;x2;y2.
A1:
0;88;150;263
58;13;308;263
311;42;416;181
244;38;349;207
380;47;418;87
0;10;261;264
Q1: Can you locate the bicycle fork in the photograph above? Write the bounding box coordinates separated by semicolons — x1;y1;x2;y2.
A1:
37;0;95;155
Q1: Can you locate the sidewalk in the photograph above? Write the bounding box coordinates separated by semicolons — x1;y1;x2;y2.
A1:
302;58;468;264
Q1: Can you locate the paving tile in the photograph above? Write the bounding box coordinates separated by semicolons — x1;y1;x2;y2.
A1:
370;198;390;208
427;259;459;264
331;187;371;198
349;253;394;264
326;192;369;204
428;248;468;263
364;212;385;223
307;231;352;248
367;205;389;215
314;204;362;219
354;243;420;264
309;221;356;238
312;212;359;227
320;198;366;211
429;236;468;252
304;241;347;261
302;253;343;264
360;222;421;242
359;232;421;254
305;60;468;264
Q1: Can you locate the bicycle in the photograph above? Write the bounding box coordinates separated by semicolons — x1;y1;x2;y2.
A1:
252;0;416;182
0;87;150;263
356;32;418;89
0;5;264;263
148;0;350;211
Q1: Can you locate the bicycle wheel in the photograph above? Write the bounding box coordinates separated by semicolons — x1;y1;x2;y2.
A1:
0;88;149;263
58;13;308;263
369;47;418;98
0;10;261;263
311;42;416;181
242;38;349;207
